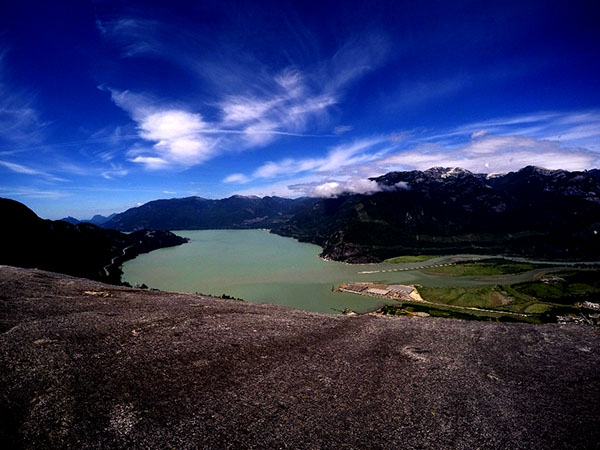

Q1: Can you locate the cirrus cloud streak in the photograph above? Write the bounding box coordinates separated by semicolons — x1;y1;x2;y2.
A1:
231;129;600;199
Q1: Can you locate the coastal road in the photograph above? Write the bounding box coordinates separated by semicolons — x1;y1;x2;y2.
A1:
103;244;135;277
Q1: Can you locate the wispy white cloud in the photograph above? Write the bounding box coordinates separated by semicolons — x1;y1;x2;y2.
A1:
223;173;250;184
0;53;137;183
325;33;389;91
98;18;166;58
0;159;68;182
217;76;336;147
104;80;340;169
428;110;600;151
230;128;599;199
101;164;129;179
104;71;350;169
98;19;389;169
381;134;599;173
226;136;403;197
0;51;47;145
104;88;218;170
0;186;68;199
87;125;138;162
0;159;45;176
333;125;352;135
97;10;600;185
220;33;388;146
240;137;396;181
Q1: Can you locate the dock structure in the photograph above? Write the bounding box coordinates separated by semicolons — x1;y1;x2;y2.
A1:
388;284;416;295
338;282;422;302
365;287;391;296
338;283;370;294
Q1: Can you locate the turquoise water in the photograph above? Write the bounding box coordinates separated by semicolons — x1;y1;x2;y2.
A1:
121;230;558;314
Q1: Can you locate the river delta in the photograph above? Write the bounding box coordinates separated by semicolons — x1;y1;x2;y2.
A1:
122;230;570;314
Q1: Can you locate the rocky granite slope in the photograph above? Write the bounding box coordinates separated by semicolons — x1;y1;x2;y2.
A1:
1;266;599;449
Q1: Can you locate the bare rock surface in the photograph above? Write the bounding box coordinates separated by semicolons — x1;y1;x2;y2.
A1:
1;265;599;449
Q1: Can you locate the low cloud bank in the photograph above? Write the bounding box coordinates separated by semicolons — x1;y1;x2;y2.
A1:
289;177;409;198
381;135;598;174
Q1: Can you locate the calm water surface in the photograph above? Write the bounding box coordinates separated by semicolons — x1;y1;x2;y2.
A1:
122;230;556;314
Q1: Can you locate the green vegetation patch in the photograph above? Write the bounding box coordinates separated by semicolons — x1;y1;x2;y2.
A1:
385;255;437;263
418;285;507;308
510;270;600;305
524;303;555;314
380;302;540;324
418;283;565;315
413;268;600;321
423;258;537;277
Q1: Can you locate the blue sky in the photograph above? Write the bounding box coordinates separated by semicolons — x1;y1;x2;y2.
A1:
1;0;599;219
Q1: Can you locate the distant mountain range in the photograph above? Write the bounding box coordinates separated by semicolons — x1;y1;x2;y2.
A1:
100;195;316;231
0;198;187;283
90;166;600;263
273;166;600;262
60;213;117;226
4;166;598;278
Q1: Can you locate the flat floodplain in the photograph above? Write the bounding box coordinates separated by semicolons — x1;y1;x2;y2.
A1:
122;230;564;314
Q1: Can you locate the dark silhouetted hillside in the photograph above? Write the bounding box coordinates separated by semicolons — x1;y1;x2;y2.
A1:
0;198;187;283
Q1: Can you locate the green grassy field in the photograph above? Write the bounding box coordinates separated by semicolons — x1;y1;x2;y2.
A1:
423;258;537;276
379;302;541;324
418;285;505;308
385;255;437;263
398;268;600;323
510;270;600;304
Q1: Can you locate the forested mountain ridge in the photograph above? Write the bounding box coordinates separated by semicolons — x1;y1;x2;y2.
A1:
101;195;316;231
272;166;600;262
89;166;600;263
